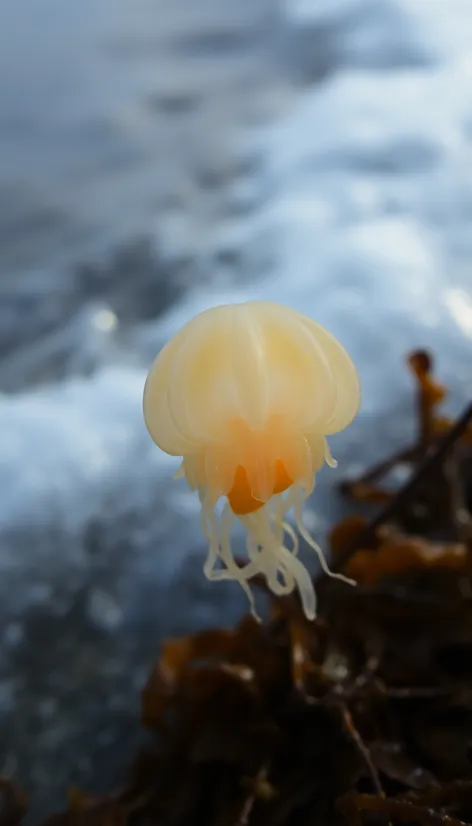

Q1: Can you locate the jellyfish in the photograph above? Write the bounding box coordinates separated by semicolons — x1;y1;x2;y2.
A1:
143;301;360;620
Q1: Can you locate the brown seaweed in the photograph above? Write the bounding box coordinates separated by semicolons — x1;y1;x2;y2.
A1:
11;349;472;826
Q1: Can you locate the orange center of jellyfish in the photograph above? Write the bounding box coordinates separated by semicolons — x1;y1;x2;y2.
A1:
228;460;293;515
223;417;296;516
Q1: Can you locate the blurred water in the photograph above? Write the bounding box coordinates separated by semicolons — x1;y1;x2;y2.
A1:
2;0;472;819
0;0;283;270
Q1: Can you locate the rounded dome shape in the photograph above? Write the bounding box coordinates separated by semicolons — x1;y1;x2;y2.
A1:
143;301;360;456
143;301;360;621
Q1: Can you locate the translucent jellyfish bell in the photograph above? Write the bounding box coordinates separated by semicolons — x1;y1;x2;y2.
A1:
143;301;361;620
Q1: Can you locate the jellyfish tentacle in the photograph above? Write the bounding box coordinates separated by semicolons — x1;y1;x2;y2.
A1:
201;500;227;581
221;504;260;581
268;492;299;557
200;499;235;581
245;511;296;597
248;503;317;618
292;489;355;586
270;496;285;547
244;517;274;592
265;553;294;596
323;438;338;468
274;542;317;619
243;513;291;595
257;513;288;593
201;499;258;583
281;519;299;556
220;504;258;618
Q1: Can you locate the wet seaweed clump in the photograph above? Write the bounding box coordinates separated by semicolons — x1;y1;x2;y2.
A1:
6;349;472;826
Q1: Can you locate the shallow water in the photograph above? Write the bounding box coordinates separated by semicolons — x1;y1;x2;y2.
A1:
1;0;472;819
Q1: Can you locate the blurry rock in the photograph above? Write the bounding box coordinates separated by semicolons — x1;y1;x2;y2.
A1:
279;0;439;81
75;236;185;324
0;236;185;392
